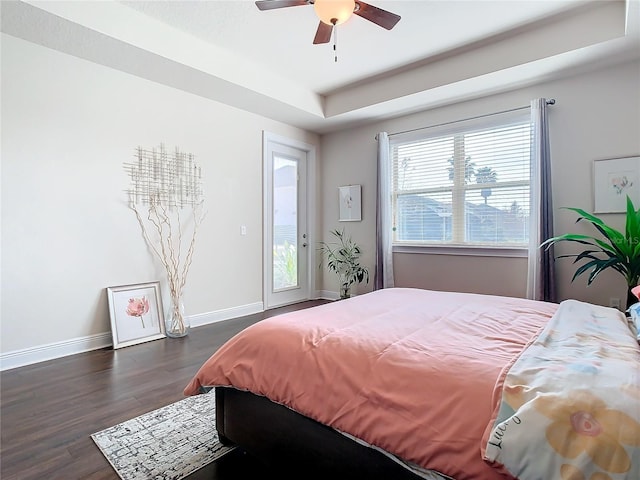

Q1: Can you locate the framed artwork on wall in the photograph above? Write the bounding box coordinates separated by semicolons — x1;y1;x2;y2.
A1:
339;185;362;222
593;156;640;213
106;281;166;349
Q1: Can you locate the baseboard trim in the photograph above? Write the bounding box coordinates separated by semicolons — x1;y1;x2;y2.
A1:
189;302;264;327
317;290;340;301
0;332;113;371
0;301;267;372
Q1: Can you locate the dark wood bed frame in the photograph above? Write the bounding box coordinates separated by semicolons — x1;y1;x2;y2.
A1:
215;386;425;478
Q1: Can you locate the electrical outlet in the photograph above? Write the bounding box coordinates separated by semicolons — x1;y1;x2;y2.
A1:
609;297;621;309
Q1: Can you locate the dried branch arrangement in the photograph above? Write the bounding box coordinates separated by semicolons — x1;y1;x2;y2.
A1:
124;144;205;337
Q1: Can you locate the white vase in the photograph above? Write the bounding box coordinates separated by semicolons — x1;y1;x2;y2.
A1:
165;295;190;338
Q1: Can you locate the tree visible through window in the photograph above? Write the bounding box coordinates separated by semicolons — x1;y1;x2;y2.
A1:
391;113;531;247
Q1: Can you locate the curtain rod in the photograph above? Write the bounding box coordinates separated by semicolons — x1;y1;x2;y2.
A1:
382;98;556;139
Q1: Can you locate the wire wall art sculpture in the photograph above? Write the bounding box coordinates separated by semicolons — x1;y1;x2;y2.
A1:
124;144;206;338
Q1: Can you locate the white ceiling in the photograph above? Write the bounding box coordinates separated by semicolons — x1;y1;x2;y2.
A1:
2;1;639;134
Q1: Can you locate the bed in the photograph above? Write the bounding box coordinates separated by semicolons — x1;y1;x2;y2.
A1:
184;287;640;479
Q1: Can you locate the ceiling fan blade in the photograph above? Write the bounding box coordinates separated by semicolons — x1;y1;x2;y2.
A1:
354;1;401;30
313;21;333;44
255;0;309;11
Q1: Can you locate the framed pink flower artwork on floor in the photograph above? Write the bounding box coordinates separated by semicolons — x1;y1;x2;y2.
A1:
106;281;166;348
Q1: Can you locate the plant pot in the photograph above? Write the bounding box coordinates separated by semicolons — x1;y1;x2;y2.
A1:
340;286;351;300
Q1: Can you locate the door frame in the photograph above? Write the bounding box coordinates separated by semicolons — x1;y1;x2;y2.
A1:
262;131;316;309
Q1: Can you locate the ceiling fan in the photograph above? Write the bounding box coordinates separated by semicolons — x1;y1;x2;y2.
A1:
255;0;401;45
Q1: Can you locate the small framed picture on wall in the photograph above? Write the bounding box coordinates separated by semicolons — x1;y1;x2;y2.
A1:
593;156;640;213
339;185;362;222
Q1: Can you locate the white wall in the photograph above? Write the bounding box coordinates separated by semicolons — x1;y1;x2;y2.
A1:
0;33;319;363
319;60;640;307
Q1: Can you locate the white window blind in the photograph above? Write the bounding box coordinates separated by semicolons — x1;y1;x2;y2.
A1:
390;111;532;247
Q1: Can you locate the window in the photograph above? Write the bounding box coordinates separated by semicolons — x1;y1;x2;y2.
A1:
390;111;532;249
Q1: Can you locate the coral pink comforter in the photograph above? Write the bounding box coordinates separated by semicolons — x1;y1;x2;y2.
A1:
184;288;558;479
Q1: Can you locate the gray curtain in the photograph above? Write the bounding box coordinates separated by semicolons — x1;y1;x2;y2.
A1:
374;132;394;290
527;98;557;302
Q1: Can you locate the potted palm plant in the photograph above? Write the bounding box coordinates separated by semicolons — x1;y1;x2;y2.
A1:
319;228;370;299
541;195;640;308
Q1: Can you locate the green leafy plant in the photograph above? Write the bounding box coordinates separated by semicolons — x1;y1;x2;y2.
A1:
318;228;369;299
541;195;640;307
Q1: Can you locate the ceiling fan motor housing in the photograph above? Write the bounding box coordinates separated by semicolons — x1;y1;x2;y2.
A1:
314;0;356;25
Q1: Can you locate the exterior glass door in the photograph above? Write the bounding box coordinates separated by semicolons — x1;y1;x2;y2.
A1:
263;133;312;308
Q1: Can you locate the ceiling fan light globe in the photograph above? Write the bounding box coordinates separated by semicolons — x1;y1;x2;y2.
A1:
314;0;355;25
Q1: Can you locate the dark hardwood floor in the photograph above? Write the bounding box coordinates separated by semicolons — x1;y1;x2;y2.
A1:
0;300;329;480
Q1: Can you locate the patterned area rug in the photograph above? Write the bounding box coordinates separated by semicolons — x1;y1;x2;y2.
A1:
91;391;234;480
